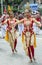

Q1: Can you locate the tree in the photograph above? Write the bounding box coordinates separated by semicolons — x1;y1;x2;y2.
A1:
2;0;23;12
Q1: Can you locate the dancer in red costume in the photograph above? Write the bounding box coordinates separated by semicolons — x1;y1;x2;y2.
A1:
4;11;19;53
0;7;9;38
15;9;41;62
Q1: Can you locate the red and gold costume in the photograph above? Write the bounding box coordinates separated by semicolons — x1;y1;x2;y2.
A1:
22;18;36;60
5;18;17;53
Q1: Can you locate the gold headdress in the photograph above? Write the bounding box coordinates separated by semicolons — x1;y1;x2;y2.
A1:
8;5;12;13
24;2;31;13
25;2;30;10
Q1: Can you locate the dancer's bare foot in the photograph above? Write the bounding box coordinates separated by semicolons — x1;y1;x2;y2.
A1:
29;59;33;63
12;49;14;53
15;49;17;52
33;57;36;61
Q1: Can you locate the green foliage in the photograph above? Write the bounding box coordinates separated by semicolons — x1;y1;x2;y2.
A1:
0;0;23;14
13;6;18;12
6;0;23;12
40;26;42;29
4;0;23;5
13;0;22;4
38;8;42;15
38;5;42;15
0;8;1;15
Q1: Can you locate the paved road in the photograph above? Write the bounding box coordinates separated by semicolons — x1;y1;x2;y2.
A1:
0;35;42;65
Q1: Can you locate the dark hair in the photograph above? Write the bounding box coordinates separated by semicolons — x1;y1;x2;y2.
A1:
18;14;23;20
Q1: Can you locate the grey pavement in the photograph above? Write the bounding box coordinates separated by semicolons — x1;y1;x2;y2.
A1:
0;32;42;65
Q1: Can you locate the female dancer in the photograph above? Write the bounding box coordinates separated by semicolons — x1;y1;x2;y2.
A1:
15;9;41;62
4;11;19;53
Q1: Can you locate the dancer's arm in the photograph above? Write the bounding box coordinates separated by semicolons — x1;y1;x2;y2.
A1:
2;19;8;25
14;19;24;26
33;18;41;27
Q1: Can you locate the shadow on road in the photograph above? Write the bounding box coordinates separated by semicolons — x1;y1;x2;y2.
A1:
9;53;24;59
28;62;42;65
